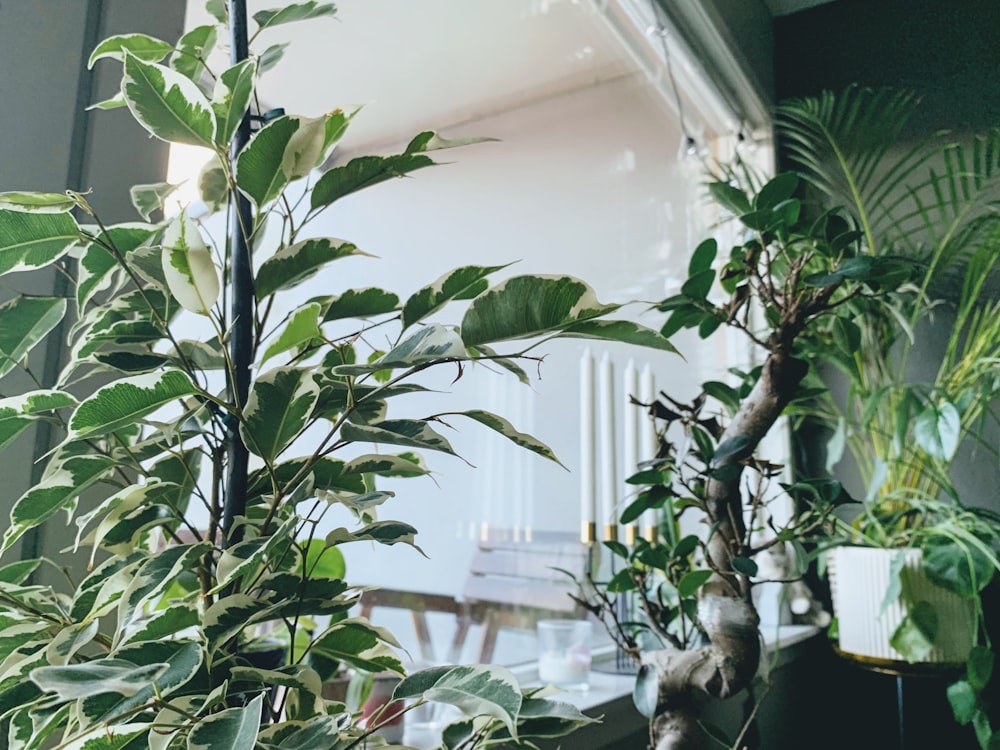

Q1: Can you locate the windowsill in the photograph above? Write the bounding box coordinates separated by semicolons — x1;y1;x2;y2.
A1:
403;624;821;748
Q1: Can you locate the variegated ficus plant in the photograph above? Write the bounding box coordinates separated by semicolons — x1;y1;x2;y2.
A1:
0;2;678;748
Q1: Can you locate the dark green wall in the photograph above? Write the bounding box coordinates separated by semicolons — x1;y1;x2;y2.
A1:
775;0;1000;134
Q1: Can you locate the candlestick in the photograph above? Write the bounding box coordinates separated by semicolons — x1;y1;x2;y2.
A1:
623;359;639;544
579;349;596;541
598;353;617;538
639;363;658;539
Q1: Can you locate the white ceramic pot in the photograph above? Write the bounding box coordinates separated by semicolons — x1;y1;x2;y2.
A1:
828;546;974;665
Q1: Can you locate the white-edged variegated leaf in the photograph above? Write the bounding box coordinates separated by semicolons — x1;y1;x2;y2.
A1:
460;275;619;346
395;663;522;737
79;641;202;726
187;692;263;750
212;59;257;145
405;131;499;154
3;454;113;552
31;659;169;700
0;620;53;662
558;319;679;353
214;515;297;592
170;24;218;83
203;593;273;651
343;452;430;478
78;224;157;311
149;697;203;750
257;716;341;750
230;665;324;719
80;483;173;562
402;264;511;329
325;521;421;549
118;601;200;648
199;156;228;212
261;302;321;364
310;153;435;211
282;114;331;180
0;297;66;377
87;92;127;111
335;324;466;375
318;287;400;322
88;33;173;67
340;419;456;456
121;51;216;147
45;620;100;666
0;209;80;275
129;181;179;221
241;367;320;462
68;370;197;440
256;238;367;300
254;2;337;30
450;409;564;467
53;723;148;750
161;211;219;314
6;389;77;414
310;618;404;675
0;191;76;213
117;543;212;632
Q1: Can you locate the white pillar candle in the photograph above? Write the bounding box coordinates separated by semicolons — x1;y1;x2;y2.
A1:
639;363;658;537
623;359;639;544
598;353;617;539
579;349;596;541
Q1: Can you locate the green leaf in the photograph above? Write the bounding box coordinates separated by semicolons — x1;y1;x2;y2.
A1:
922;539;995;597
889;601;938;662
310;153;436;211
702;381;739;413
188;692;264;750
681;269;715;299
198;157;228;212
318;288;400;322
241;367;320;462
31;660;169;700
881;550;907;614
708;182;751;216
712;434;751;465
254;2;337;30
607;568;637;593
211;60;257;145
87;92;127;111
557;319;679;353
731;557;758;577
404;131;497;154
0;296;66;378
451;409;563;467
256;238;367;299
68;370;197;440
395;664;522;738
0;191;76;213
914;400;961;461
461;275;618;346
0;209;79;274
160;211;219;314
88;33;173;67
948;679;979;725
121;52;216;147
235;115;297;206
258;42;289;73
678;569;712;597
402;264;511;329
340;419;456;456
261;302;322;364
170;24;218;83
688;238;717;276
633;664;658;718
754;172;799;211
968;646;995;692
302;540;346;580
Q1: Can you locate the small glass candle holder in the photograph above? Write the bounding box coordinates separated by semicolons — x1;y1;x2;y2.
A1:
536;619;592;691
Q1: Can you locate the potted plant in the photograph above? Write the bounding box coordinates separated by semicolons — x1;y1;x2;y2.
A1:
778;85;1000;746
0;3;679;747
571;138;927;747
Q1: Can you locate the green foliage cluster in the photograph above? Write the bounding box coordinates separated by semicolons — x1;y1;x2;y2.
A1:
0;4;677;748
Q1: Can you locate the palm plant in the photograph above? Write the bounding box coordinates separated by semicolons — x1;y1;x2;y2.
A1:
777;85;1000;747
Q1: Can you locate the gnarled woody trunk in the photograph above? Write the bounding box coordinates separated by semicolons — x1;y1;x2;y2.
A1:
637;351;808;750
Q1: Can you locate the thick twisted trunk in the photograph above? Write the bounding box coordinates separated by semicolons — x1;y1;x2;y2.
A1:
639;351;808;750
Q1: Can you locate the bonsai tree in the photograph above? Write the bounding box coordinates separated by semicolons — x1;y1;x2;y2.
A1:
575;157;919;749
0;3;677;748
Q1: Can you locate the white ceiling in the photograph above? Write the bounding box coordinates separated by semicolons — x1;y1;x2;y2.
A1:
185;0;640;151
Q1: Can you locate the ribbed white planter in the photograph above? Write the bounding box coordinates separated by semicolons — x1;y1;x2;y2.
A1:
828;546;974;665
